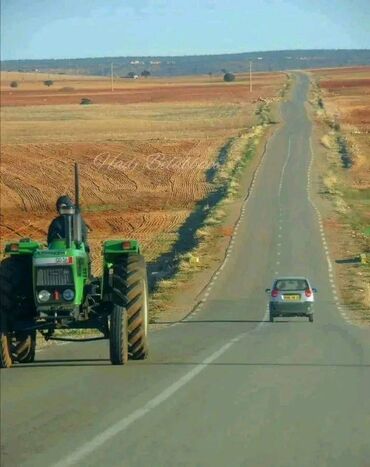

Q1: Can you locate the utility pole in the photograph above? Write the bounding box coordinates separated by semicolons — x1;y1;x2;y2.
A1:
111;62;114;92
249;61;253;93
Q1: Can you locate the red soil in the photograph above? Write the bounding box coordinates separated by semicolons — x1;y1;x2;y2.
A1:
320;78;370;89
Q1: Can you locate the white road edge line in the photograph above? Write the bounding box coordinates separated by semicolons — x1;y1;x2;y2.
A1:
52;332;247;467
307;137;348;324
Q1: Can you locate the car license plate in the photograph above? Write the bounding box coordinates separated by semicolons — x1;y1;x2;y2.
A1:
283;294;300;301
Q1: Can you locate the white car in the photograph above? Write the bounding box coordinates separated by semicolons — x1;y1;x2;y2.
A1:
265;276;317;322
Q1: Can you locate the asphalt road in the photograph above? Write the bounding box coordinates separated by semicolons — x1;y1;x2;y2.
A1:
1;73;370;467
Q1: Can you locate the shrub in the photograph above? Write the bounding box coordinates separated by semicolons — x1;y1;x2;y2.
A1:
80;98;93;105
44;80;54;87
224;72;235;82
10;81;18;88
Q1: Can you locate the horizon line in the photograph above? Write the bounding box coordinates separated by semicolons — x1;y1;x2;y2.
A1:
2;47;370;63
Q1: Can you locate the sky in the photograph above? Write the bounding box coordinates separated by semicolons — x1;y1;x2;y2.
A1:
1;0;369;61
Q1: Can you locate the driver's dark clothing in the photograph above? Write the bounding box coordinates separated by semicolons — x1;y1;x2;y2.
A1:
47;215;89;246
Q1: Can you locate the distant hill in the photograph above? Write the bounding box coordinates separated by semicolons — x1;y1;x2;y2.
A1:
1;49;370;77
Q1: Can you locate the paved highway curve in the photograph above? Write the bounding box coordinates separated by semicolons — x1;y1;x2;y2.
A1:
1;73;370;467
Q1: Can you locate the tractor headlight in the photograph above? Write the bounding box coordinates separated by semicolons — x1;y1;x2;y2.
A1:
62;289;75;301
38;290;51;302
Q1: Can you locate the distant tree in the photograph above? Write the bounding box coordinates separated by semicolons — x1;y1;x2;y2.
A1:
10;81;18;88
223;72;235;82
44;80;54;87
141;70;151;77
126;72;135;78
221;68;227;74
80;97;93;105
208;72;213;77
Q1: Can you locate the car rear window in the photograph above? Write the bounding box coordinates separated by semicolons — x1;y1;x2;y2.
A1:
274;279;309;291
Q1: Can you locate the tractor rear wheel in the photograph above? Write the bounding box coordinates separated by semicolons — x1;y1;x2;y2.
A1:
113;254;149;360
0;256;35;368
109;304;128;365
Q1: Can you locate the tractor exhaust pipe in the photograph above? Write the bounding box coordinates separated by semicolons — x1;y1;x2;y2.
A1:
73;163;82;247
74;162;80;212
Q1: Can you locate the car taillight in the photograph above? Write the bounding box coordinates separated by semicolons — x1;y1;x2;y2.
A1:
305;289;312;297
271;289;279;297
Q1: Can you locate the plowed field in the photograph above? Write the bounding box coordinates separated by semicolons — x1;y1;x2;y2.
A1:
1;71;286;273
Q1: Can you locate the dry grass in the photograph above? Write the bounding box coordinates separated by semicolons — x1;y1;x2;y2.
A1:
1;101;254;144
320;134;333;149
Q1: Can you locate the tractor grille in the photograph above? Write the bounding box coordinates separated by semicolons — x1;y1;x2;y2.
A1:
36;266;73;287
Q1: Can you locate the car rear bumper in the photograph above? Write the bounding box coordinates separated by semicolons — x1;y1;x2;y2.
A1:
270;302;313;315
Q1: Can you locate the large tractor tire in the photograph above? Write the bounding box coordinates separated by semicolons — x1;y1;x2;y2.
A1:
113;254;149;360
0;257;36;368
109;304;128;365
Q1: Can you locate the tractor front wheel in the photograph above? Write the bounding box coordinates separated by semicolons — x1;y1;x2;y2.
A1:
15;330;36;363
109;304;128;365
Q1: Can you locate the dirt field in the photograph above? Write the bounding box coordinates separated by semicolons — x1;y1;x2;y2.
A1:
309;66;370;320
1;71;286;278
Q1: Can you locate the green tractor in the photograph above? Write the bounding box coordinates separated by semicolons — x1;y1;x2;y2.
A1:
0;164;149;368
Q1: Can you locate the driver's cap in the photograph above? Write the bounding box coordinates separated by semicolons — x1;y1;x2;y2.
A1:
56;195;73;211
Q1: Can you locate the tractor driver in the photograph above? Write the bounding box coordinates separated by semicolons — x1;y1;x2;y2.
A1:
47;195;89;247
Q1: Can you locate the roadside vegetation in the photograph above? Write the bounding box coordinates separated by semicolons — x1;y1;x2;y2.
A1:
309;69;370;321
149;100;279;320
